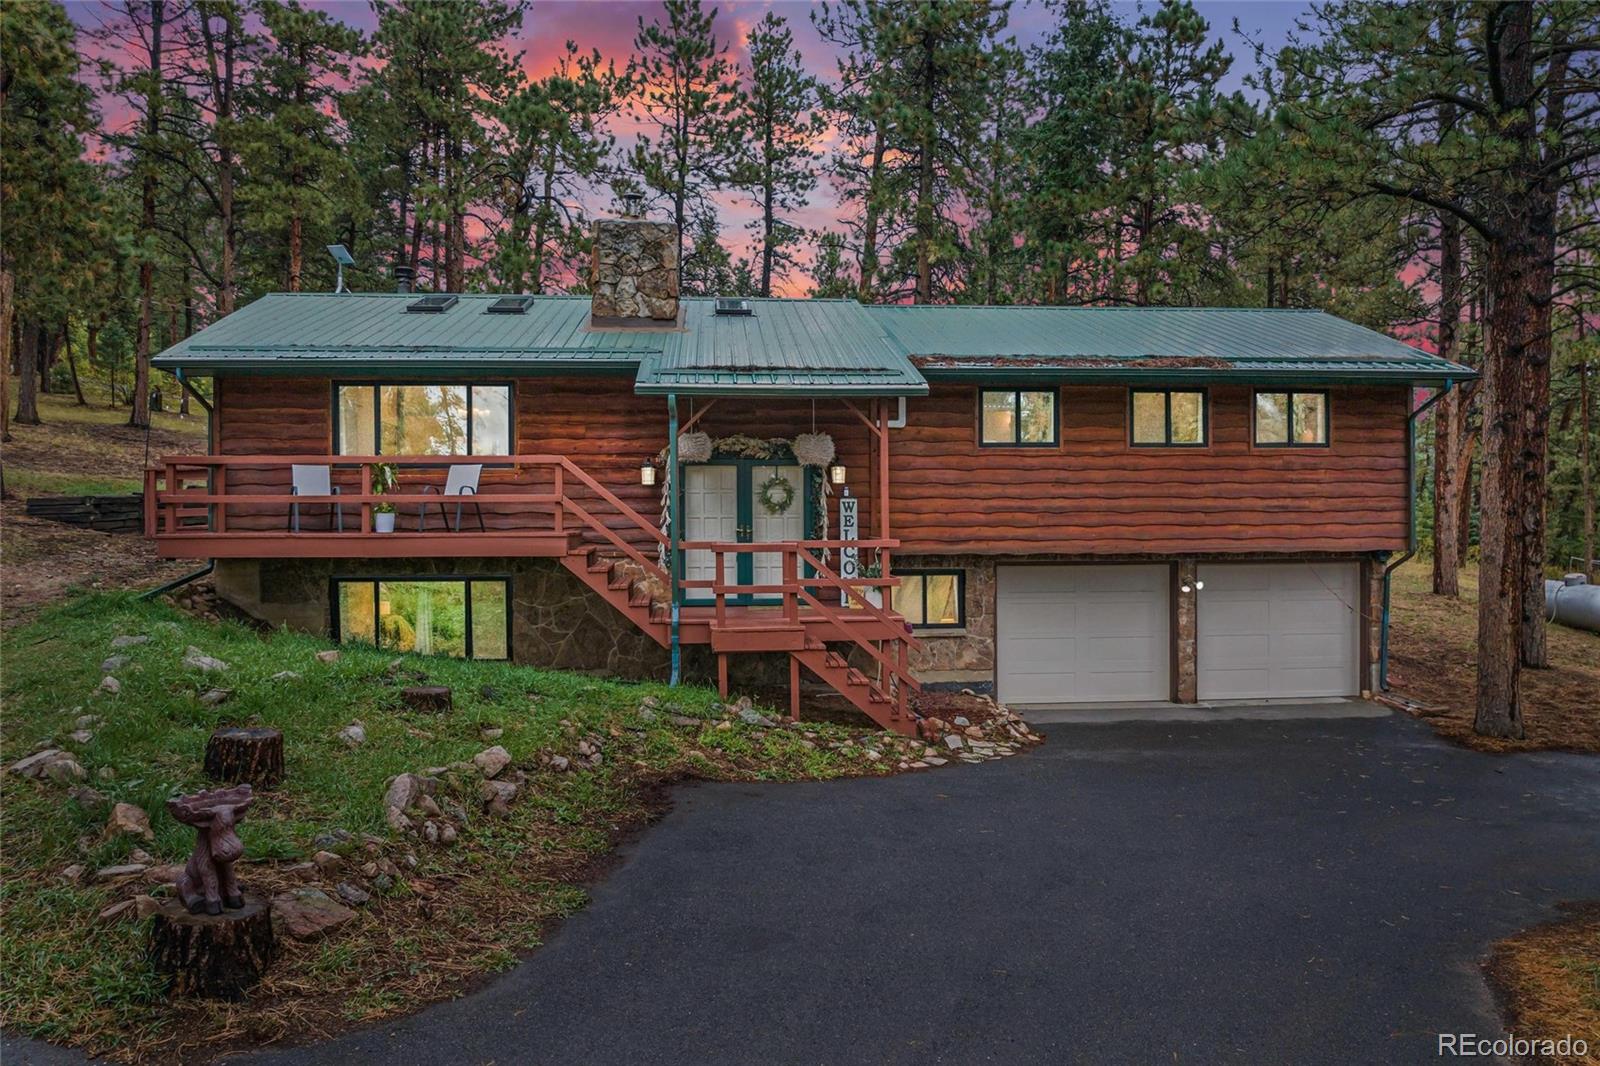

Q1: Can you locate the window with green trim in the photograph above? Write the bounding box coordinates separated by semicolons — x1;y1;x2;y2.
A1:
979;389;1057;446
333;578;509;660
335;384;511;457
1130;389;1208;447
1254;390;1329;447
893;570;964;629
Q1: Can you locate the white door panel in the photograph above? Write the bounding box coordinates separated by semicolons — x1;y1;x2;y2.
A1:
750;464;804;591
997;565;1170;705
1197;562;1359;700
683;465;737;589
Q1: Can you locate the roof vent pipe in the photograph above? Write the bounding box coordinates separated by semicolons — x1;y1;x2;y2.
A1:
394;265;414;294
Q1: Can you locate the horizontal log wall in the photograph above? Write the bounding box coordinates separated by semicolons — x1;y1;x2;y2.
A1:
889;383;1409;555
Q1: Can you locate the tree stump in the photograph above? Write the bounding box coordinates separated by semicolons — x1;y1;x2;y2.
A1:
401;686;452;713
203;727;284;788
147;895;277;999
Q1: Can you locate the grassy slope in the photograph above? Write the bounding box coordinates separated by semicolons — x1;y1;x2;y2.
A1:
1386;558;1600;753
1488;904;1600;1066
0;594;913;1062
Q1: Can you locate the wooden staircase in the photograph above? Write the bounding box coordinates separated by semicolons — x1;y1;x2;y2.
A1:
791;637;916;735
560;545;670;648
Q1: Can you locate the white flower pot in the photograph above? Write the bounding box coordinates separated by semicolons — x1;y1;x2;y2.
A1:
375;512;396;533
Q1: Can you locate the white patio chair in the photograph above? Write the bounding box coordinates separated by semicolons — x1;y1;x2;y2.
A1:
288;464;342;532
419;463;485;533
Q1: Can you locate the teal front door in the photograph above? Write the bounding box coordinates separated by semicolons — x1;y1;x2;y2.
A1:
680;460;809;605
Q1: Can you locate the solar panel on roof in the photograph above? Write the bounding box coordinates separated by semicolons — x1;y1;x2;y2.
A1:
486;295;534;315
406;294;459;313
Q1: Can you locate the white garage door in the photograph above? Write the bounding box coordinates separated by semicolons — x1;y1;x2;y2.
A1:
1197;562;1360;701
996;565;1170;705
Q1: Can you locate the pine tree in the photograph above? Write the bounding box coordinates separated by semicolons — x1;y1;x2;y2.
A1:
737;13;822;297
808;232;858;299
627;0;746;286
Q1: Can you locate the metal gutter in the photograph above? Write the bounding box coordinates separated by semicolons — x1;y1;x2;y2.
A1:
1379;381;1455;691
668;393;681;687
917;367;1477;387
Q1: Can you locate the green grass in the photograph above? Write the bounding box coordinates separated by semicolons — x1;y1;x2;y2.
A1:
1;593;910;1061
5;469;143;497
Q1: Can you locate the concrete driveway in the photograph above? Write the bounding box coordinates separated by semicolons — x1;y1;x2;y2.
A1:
10;710;1599;1065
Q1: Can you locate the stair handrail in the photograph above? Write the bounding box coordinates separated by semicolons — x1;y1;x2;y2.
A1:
793;544;923;652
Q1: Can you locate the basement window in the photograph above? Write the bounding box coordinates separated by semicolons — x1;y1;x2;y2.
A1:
893;570;964;630
1254;390;1329;447
334;577;509;660
1130;389;1208;447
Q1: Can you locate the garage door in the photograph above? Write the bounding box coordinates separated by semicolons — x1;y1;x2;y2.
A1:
1197;562;1360;701
996;565;1170;705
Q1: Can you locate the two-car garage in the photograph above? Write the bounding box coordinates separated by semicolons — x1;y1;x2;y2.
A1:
995;562;1362;706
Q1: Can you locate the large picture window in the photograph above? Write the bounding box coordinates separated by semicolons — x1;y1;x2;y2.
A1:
979;389;1058;446
1129;389;1208;447
333;578;509;660
1254;390;1329;447
335;384;511;457
893;569;964;630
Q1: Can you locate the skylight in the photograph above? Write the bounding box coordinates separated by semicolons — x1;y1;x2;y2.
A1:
486;295;535;315
406;295;459;314
714;298;753;317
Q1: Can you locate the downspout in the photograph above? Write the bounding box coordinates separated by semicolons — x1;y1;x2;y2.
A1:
668;393;681;686
140;561;214;601
1379;380;1453;690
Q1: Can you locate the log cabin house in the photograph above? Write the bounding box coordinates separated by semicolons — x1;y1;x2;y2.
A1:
147;214;1473;735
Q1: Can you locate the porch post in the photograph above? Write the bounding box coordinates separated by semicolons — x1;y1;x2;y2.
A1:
668;393;681;686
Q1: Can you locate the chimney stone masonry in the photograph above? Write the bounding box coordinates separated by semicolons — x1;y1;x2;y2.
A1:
590;218;679;324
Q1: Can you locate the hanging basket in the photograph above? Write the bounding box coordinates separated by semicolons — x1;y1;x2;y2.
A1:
758;473;796;515
677;431;713;463
792;432;836;468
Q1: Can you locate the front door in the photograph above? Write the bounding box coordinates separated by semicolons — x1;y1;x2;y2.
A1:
679;460;808;604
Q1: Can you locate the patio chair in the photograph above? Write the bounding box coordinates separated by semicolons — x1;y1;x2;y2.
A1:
419;463;485;533
287;464;342;532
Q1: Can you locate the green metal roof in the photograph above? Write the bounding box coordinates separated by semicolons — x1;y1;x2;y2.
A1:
634;298;926;396
865;305;1474;384
154;293;1472;389
152;293;661;373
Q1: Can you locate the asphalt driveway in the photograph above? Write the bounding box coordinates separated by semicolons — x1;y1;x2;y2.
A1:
11;710;1600;1064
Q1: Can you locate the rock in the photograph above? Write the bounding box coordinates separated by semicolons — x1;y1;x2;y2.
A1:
101;655;131;673
97;766;115;781
315;650;340;664
98;676;122;695
106;802;155;841
548;754;570;772
98;899;136;922
43;757;87;783
145;864;184;885
924;756;948;767
440;824;458;845
68;729;94;744
95;863;148;882
272;888;356;940
128;847;155;865
313;828;353;849
183;646;230;672
383;773;424;816
478;778;518;817
472;745;512;778
198;688;232;707
863;749;882;761
281;861;318;880
373;873;395;892
335;882;371;907
422;821;439;844
270;670;302;682
669;715;699;728
312;850;343;876
8;749;65;777
60;864;85;883
953;716;970;727
134;895;162;919
638;708;657;723
110;635;149;649
964;726;984;739
75;714;103;729
943;735;965;751
338;722;366;747
67;785;109;814
737;707;770;727
416;794;442;817
480;726;503;741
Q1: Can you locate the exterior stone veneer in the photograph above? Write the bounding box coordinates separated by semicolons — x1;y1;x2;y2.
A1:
590;218;679;322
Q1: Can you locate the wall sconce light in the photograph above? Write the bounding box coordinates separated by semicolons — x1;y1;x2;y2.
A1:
1195;580;1205;590
1180;585;1192;594
829;463;847;485
640;462;657;487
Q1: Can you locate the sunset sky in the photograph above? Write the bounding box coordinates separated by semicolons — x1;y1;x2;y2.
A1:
66;0;1317;291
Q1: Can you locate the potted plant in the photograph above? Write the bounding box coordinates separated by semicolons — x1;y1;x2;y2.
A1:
371;463;398;533
849;560;884;610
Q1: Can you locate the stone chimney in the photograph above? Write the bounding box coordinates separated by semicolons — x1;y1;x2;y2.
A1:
589;209;679;326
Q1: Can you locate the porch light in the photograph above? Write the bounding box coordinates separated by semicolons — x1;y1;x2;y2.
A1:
640;461;657;487
829;463;847;485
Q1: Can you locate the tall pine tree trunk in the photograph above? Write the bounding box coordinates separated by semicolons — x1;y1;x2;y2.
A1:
131;0;164;429
1581;336;1594;581
858;124;885;303
1433;207;1463;596
14;321;42;425
0;270;12;444
65;323;86;406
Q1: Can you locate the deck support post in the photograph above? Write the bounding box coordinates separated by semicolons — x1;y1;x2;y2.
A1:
789;654;801;723
717;653;729;699
668;393;681;686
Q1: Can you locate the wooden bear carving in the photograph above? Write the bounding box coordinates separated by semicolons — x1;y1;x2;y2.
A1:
167;785;253;915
